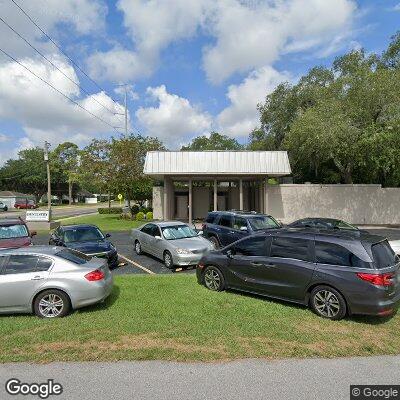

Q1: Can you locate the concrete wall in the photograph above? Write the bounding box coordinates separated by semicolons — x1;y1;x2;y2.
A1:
153;186;164;220
266;184;400;225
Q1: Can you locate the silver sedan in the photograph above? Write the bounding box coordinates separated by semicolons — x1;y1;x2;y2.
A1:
0;246;113;318
131;221;215;268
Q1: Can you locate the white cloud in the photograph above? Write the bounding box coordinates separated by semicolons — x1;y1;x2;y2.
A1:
0;133;9;143
204;0;356;83
0;0;106;59
0;56;124;160
136;85;212;147
217;66;290;138
102;0;356;83
394;3;400;11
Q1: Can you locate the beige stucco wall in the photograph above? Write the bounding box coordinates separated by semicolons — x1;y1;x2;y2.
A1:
152;186;164;220
266;184;400;225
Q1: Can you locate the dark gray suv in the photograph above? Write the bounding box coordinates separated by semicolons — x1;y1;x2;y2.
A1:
196;229;400;320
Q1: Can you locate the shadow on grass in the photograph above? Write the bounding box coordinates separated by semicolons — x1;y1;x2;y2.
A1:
76;284;121;314
226;288;395;325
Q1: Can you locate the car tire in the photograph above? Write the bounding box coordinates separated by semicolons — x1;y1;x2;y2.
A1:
203;266;225;291
33;289;71;319
209;236;220;249
310;285;347;320
163;251;174;269
4;206;7;212
135;240;142;255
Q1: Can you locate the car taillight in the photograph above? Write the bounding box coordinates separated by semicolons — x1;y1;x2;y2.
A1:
85;269;105;281
356;272;394;287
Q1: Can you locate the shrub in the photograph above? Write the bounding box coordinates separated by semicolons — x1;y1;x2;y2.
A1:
146;211;153;220
135;211;145;221
98;207;123;214
131;204;140;215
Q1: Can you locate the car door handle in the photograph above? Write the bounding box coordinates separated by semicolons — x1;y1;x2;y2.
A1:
31;276;44;281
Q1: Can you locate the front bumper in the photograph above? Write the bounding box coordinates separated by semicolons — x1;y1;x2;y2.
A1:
87;250;119;268
174;252;205;266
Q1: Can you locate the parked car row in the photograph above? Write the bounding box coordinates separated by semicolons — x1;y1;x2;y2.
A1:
0;211;399;321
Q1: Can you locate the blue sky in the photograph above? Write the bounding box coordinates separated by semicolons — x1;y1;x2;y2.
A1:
0;0;399;164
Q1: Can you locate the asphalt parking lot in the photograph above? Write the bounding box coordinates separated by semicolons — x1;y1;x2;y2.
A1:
35;227;400;276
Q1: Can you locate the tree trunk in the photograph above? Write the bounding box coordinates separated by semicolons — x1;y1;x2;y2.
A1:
68;178;73;205
108;191;111;208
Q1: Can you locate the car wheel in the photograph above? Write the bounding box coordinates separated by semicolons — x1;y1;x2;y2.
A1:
203;266;225;291
310;285;347;320
135;240;142;255
34;290;71;318
209;236;220;249
4;206;7;212
163;251;174;269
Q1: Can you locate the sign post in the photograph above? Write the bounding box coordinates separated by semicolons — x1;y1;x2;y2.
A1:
117;194;123;207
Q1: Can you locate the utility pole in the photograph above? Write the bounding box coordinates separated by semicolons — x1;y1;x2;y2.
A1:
124;84;128;137
44;141;52;218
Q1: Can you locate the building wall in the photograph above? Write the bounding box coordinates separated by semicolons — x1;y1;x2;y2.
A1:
153;186;164;220
266;184;400;225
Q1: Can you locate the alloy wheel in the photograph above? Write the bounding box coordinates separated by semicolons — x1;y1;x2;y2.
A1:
313;290;341;318
164;252;173;268
38;294;64;318
204;269;221;291
135;241;141;254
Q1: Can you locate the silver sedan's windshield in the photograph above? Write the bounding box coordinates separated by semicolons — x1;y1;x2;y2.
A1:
162;225;198;240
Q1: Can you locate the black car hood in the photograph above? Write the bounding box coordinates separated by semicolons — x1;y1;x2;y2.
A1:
66;240;113;254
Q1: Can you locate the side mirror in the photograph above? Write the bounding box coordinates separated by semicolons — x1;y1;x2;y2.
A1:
105;233;111;238
240;226;248;232
197;230;203;236
154;235;162;240
226;249;235;259
30;231;37;237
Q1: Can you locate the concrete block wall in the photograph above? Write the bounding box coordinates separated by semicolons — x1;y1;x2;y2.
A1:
266;184;400;225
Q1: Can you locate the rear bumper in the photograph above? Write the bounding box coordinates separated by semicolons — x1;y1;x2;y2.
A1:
72;276;114;309
349;290;400;316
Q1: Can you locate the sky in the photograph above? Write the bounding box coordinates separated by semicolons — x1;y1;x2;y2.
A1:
0;0;399;164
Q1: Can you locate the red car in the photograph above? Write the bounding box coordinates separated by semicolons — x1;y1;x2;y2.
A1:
0;217;36;248
14;200;38;209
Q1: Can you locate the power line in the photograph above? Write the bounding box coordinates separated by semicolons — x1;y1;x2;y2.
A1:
9;0;121;104
0;47;123;134
0;16;124;119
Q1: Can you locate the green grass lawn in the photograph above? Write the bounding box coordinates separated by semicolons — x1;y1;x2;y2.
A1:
57;213;145;231
1;274;399;363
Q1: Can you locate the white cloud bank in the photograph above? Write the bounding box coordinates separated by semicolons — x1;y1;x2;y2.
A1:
89;0;356;83
136;85;212;147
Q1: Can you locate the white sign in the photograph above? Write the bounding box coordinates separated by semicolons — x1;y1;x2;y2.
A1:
26;210;50;222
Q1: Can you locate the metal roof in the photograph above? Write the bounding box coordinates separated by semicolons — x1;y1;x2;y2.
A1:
144;151;291;177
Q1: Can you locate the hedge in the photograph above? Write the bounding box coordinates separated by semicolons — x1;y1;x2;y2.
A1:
98;207;123;214
136;211;145;221
146;211;153;220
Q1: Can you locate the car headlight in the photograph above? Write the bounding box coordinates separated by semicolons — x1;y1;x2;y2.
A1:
176;248;192;255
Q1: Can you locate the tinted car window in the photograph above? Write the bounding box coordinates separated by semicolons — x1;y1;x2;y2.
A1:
141;224;153;235
3;255;39;274
205;213;217;223
56;249;91;265
232;236;266;256
271;237;310;261
371;241;397;269
218;215;232;228
63;226;104;243
150;225;161;237
315;241;369;268
233;216;247;230
36;257;53;271
248;216;280;230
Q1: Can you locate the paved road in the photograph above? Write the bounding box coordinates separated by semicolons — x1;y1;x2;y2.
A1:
3;204;100;220
34;228;400;276
1;356;399;400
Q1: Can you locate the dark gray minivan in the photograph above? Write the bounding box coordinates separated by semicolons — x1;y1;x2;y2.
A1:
196;229;400;320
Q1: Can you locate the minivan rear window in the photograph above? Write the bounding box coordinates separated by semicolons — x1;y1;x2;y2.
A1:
56;249;91;265
371;241;397;269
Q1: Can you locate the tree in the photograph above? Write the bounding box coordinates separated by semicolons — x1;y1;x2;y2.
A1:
52;142;79;204
79;139;114;206
110;135;164;214
0;147;60;202
181;132;242;150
